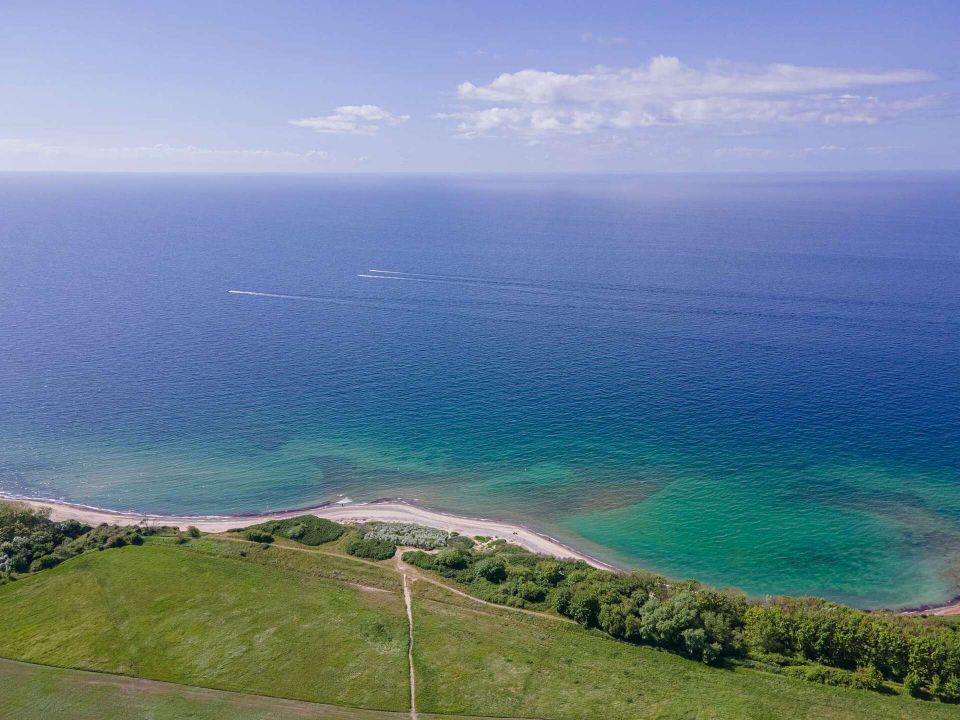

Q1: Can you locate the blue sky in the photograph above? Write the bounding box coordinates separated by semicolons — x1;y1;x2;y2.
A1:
1;1;957;172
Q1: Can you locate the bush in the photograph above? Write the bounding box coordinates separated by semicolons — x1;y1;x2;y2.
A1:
903;671;924;697
344;534;396;560
569;590;600;627
186;526;201;538
246;529;274;543
29;554;62;572
401;550;436;570
473;557;507;583
434;548;469;569
934;675;960;703
783;664;855;688
519;581;546;602
245;516;344;546
360;522;448;550
447;534;476;550
852;665;884;691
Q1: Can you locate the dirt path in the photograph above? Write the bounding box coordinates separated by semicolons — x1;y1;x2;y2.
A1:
402;575;417;720
215;535;571;625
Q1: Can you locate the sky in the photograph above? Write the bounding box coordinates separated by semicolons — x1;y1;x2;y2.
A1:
1;0;958;173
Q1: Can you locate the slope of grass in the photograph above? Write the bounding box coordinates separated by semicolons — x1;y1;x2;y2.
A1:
410;580;960;720
0;542;409;710
2;535;958;719
0;657;412;720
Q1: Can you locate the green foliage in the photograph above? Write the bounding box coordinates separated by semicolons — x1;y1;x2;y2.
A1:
186;526;201;538
359;522;448;550
434;547;469;569
933;675;960;703
568;590;600;627
853;665;885;691
743;598;960;691
903;671;923;697
399;528;960;687
243;516;344;546
447;534;476;550
245;529;274;543
344;533;396;560
783;664;858;688
0;501;156;577
472;556;506;582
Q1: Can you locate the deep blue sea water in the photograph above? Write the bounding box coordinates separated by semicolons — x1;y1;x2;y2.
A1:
1;173;957;608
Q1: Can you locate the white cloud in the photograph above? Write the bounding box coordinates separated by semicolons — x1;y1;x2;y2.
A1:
290;105;410;135
800;144;846;154
447;56;936;138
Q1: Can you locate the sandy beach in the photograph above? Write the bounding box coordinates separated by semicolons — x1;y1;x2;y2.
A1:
5;493;958;615
1;495;617;571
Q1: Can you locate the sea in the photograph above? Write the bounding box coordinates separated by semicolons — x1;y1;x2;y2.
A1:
0;172;957;609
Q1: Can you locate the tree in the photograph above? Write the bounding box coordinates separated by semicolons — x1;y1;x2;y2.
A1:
569;590;600;627
473;557;507;583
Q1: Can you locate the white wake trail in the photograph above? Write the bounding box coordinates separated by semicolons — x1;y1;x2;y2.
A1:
356;274;461;285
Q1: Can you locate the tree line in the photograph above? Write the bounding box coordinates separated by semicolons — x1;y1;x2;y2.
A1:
403;540;960;702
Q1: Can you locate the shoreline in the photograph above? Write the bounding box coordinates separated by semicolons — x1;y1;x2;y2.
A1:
0;493;619;572
3;492;957;616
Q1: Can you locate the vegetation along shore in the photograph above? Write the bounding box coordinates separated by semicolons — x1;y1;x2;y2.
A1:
2;497;960;718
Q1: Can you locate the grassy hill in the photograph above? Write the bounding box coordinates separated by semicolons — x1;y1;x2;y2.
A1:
1;527;957;719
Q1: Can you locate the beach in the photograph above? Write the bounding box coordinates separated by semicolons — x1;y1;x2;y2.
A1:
1;495;617;571
4;493;960;615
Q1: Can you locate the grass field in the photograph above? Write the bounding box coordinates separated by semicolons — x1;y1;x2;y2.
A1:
1;534;957;719
0;539;410;710
0;657;414;720
411;582;958;719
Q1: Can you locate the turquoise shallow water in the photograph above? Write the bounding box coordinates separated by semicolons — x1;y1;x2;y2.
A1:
0;173;957;608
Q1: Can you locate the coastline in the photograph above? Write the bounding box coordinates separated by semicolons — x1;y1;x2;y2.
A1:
3;492;957;616
0;493;619;572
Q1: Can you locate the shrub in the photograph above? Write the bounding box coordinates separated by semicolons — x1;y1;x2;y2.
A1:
246;529;274;543
29;554;62;572
519;581;546;602
934;675;960;703
447;534;476;550
744;606;788;655
903;671;924;697
360;522;448;550
434;548;469;569
401;550;436;570
186;526;201;538
344;535;396;561
245;516;344;546
783;664;854;688
852;665;884;691
569;590;601;627
535;560;564;586
473;557;507;583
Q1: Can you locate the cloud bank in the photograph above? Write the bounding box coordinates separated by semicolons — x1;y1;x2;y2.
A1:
447;56;936;138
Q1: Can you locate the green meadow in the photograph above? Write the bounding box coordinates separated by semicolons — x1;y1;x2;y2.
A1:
0;521;957;719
